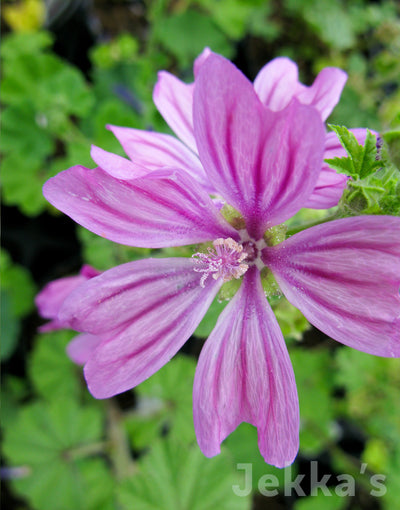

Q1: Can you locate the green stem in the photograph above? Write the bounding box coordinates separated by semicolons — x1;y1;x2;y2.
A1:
286;212;339;236
107;400;137;480
63;441;107;461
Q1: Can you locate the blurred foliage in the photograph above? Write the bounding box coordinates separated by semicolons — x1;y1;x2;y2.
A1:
2;0;45;31
325;125;400;216
1;250;36;360
1;1;400;509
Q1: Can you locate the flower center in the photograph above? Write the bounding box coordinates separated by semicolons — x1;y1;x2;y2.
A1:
192;238;249;288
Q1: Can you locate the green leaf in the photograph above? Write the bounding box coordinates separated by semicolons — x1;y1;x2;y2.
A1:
340;164;400;216
1;103;54;158
324;156;356;176
29;330;82;401
78;227;151;271
118;437;251;510
382;447;400;509
128;355;197;447
362;438;389;473
0;290;21;361
153;10;232;67
0;30;53;61
285;0;355;50
1;249;37;317
0;376;29;429
271;297;310;342
91;33;139;69
225;423;290;490
1;32;92;120
382;128;400;169
2;399;110;510
290;348;336;454
196;0;267;39
293;491;347;510
1;152;50;216
194;297;228;337
326;125;381;179
335;349;400;443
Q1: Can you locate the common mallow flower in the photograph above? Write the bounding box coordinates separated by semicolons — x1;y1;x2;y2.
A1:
35;265;102;365
43;54;400;467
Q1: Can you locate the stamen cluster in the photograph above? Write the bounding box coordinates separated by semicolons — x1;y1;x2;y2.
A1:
192;238;249;287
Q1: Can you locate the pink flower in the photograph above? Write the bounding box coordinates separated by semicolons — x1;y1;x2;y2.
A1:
43;54;400;467
36;265;102;365
91;48;371;210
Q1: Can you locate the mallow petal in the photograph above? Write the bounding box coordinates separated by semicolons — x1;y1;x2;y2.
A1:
193;47;213;77
43;166;237;248
107;125;214;192
295;67;347;121
35;265;99;321
194;54;325;238
253;57;299;110
193;266;299;468
153;71;197;153
305;166;347;209
90;145;149;179
36;275;85;320
264;216;400;357
66;333;103;365
59;258;221;398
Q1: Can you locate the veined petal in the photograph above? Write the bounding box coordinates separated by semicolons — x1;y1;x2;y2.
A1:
295;67;347;121
66;333;103;365
43;166;237;248
253;57;299;110
90;145;149;179
107;125;214;192
264;216;400;357
36;275;85;320
193;54;325;238
59;258;221;398
35;265;99;321
153;71;197;153
193;266;299;468
305;166;347;209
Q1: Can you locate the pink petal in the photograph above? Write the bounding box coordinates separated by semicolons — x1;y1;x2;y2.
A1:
90;145;149;179
193;266;299;468
38;319;65;333
43;166;237;248
36;265;100;331
305;166;347;209
107;125;214;192
66;333;103;365
193;54;325;238
193;47;213;77
59;258;221;398
296;67;347;121
36;275;86;320
153;71;197;153
80;265;100;279
264;216;400;357
253;57;299;110
36;266;98;320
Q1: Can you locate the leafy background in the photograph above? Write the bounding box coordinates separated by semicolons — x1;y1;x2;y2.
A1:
1;1;399;509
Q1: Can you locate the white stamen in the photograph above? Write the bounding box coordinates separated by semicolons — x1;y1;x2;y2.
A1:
192;238;249;287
